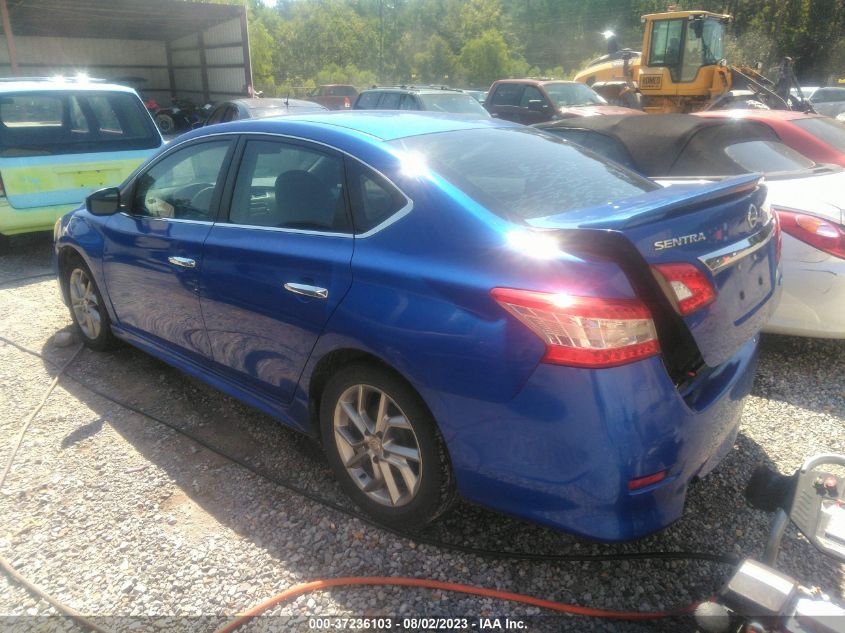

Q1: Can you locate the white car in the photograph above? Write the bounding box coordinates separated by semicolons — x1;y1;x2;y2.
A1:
539;114;845;338
763;173;845;338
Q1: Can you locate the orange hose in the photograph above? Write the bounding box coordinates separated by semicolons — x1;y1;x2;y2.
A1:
214;576;696;633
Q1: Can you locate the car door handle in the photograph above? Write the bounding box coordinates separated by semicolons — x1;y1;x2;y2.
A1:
284;283;328;299
168;256;196;269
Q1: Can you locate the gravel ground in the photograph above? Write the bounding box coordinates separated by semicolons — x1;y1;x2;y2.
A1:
0;233;843;633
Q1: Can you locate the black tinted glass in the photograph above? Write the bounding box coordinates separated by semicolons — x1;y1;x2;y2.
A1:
348;161;407;232
355;92;380;109
391;127;656;220
229;140;350;233
0;90;161;156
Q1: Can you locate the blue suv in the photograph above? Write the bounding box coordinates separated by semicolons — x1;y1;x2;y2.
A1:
55;112;780;541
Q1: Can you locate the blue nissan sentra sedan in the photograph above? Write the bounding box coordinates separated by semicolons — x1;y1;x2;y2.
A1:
54;112;781;541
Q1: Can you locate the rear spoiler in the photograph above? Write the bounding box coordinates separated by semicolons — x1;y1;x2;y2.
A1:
528;174;763;230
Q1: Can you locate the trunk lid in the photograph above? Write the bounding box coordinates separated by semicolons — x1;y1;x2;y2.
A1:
528;175;779;368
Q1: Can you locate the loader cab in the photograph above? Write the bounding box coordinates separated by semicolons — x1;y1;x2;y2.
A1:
642;12;729;85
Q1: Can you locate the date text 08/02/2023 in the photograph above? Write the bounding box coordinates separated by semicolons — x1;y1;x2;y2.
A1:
308;617;528;630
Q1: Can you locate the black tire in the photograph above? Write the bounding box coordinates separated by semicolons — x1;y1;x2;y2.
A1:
155;113;175;134
320;363;455;531
63;257;118;351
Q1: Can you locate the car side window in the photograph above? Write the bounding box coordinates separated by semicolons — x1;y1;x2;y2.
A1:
354;92;380;109
520;85;545;108
399;94;417;110
347;161;407;233
131;140;232;221
490;84;523;106
379;92;401;109
228;139;351;233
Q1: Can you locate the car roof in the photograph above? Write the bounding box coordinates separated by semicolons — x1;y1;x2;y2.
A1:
492;79;578;86
193;111;513;143
360;86;465;95
0;78;138;94
537;113;781;177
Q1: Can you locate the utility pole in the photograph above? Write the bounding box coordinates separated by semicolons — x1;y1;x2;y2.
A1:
0;0;18;76
379;0;384;83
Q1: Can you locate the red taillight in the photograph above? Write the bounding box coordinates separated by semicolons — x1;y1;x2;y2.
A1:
343;96;351;109
652;263;716;316
628;469;668;490
775;209;845;260
490;288;660;368
773;210;782;263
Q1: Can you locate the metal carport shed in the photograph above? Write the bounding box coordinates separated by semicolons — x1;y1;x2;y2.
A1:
0;0;253;104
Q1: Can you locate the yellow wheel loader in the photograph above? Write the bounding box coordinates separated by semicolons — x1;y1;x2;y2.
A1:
573;11;813;114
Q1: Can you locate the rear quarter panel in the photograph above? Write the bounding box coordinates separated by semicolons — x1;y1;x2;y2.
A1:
298;160;638;439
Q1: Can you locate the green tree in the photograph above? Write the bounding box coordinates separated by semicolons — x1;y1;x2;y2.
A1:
457;29;522;87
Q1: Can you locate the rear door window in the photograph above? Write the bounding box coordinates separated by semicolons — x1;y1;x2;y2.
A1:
229;139;350;233
0;90;161;156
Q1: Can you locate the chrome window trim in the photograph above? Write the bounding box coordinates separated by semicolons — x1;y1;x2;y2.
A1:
163;129;414;238
698;219;776;274
219;222;353;239
118;212;214;225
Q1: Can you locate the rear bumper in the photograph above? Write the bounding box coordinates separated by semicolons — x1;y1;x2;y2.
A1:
0;199;79;236
435;337;760;542
764;237;845;338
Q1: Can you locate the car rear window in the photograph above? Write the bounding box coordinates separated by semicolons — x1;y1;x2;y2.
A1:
391;127;657;221
0;90;161;156
417;93;490;116
723;140;815;174
792;117;845;154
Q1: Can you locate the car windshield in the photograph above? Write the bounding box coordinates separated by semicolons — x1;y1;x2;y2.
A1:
544;83;606;107
0;90;160;156
792;117;845;153
417;93;490;115
390;127;657;221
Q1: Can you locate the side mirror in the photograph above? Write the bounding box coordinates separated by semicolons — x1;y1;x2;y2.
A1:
86;187;121;216
527;99;547;112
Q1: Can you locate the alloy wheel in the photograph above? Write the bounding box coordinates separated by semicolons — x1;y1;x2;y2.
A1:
333;384;422;507
69;268;102;340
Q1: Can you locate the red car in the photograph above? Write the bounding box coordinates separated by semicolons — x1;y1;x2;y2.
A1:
695;110;845;167
484;79;641;125
306;84;358;110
